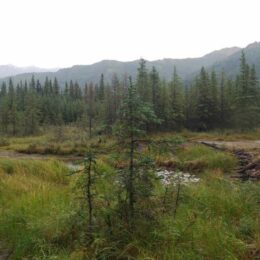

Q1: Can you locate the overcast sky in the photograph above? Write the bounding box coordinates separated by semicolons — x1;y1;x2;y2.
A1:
0;0;259;68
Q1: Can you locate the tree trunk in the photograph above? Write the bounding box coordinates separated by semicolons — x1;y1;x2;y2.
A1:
129;132;134;220
173;177;181;219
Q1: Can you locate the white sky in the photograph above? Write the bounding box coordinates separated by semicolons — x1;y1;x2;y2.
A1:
0;0;260;68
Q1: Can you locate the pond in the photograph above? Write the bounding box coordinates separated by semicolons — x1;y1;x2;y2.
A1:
156;169;200;185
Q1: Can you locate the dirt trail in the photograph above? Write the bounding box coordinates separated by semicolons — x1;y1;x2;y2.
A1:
199;140;260;150
199;140;260;180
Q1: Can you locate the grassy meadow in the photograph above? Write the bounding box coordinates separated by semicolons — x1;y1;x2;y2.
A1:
0;128;259;259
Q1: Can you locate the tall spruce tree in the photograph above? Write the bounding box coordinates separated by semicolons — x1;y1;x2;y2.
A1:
86;82;96;138
210;70;219;127
24;88;40;135
117;77;158;224
149;66;160;119
169;67;184;130
137;59;150;103
235;51;259;129
197;67;212;130
8;78;18;135
98;74;105;101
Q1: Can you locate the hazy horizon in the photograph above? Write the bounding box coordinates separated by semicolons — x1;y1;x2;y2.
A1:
1;0;260;68
1;42;256;70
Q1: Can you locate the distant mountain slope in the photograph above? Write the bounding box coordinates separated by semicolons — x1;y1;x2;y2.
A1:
210;42;260;77
2;42;260;86
0;65;58;79
53;46;240;84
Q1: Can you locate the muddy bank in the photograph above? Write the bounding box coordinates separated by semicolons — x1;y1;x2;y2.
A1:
232;150;260;180
0;150;83;162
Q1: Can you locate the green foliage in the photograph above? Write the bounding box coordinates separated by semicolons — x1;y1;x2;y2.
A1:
234;51;260;129
116;76;160;139
115;77;160;226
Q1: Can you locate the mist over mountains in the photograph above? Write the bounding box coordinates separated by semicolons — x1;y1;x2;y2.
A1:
1;41;260;86
0;65;58;79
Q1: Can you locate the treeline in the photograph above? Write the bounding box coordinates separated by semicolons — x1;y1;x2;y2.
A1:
0;51;259;136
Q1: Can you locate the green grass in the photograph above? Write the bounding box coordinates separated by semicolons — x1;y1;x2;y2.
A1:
82;176;259;260
153;178;260;259
0;129;259;259
109;177;259;260
145;141;237;174
176;144;237;173
0;158;75;259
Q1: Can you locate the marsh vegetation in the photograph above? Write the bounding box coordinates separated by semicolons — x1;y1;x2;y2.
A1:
0;127;259;259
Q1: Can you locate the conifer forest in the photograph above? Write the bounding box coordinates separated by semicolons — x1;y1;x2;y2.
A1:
0;51;259;259
0;0;260;258
1;53;259;136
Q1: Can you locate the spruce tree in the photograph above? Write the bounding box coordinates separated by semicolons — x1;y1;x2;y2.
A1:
86;82;96;138
24;88;40;135
116;77;158;224
8;79;18;135
137;59;150;103
236;51;259;129
98;74;105;101
210;70;219;127
169;67;184;130
149;66;160;118
197;67;212;130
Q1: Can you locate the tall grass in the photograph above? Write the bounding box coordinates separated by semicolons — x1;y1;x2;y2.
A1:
118;178;260;259
176;144;237;173
0;131;259;259
0;159;75;259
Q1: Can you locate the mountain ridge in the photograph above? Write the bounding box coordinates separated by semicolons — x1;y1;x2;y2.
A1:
0;65;58;79
1;42;260;86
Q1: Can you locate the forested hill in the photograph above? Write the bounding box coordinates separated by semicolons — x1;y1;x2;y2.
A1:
2;42;260;85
